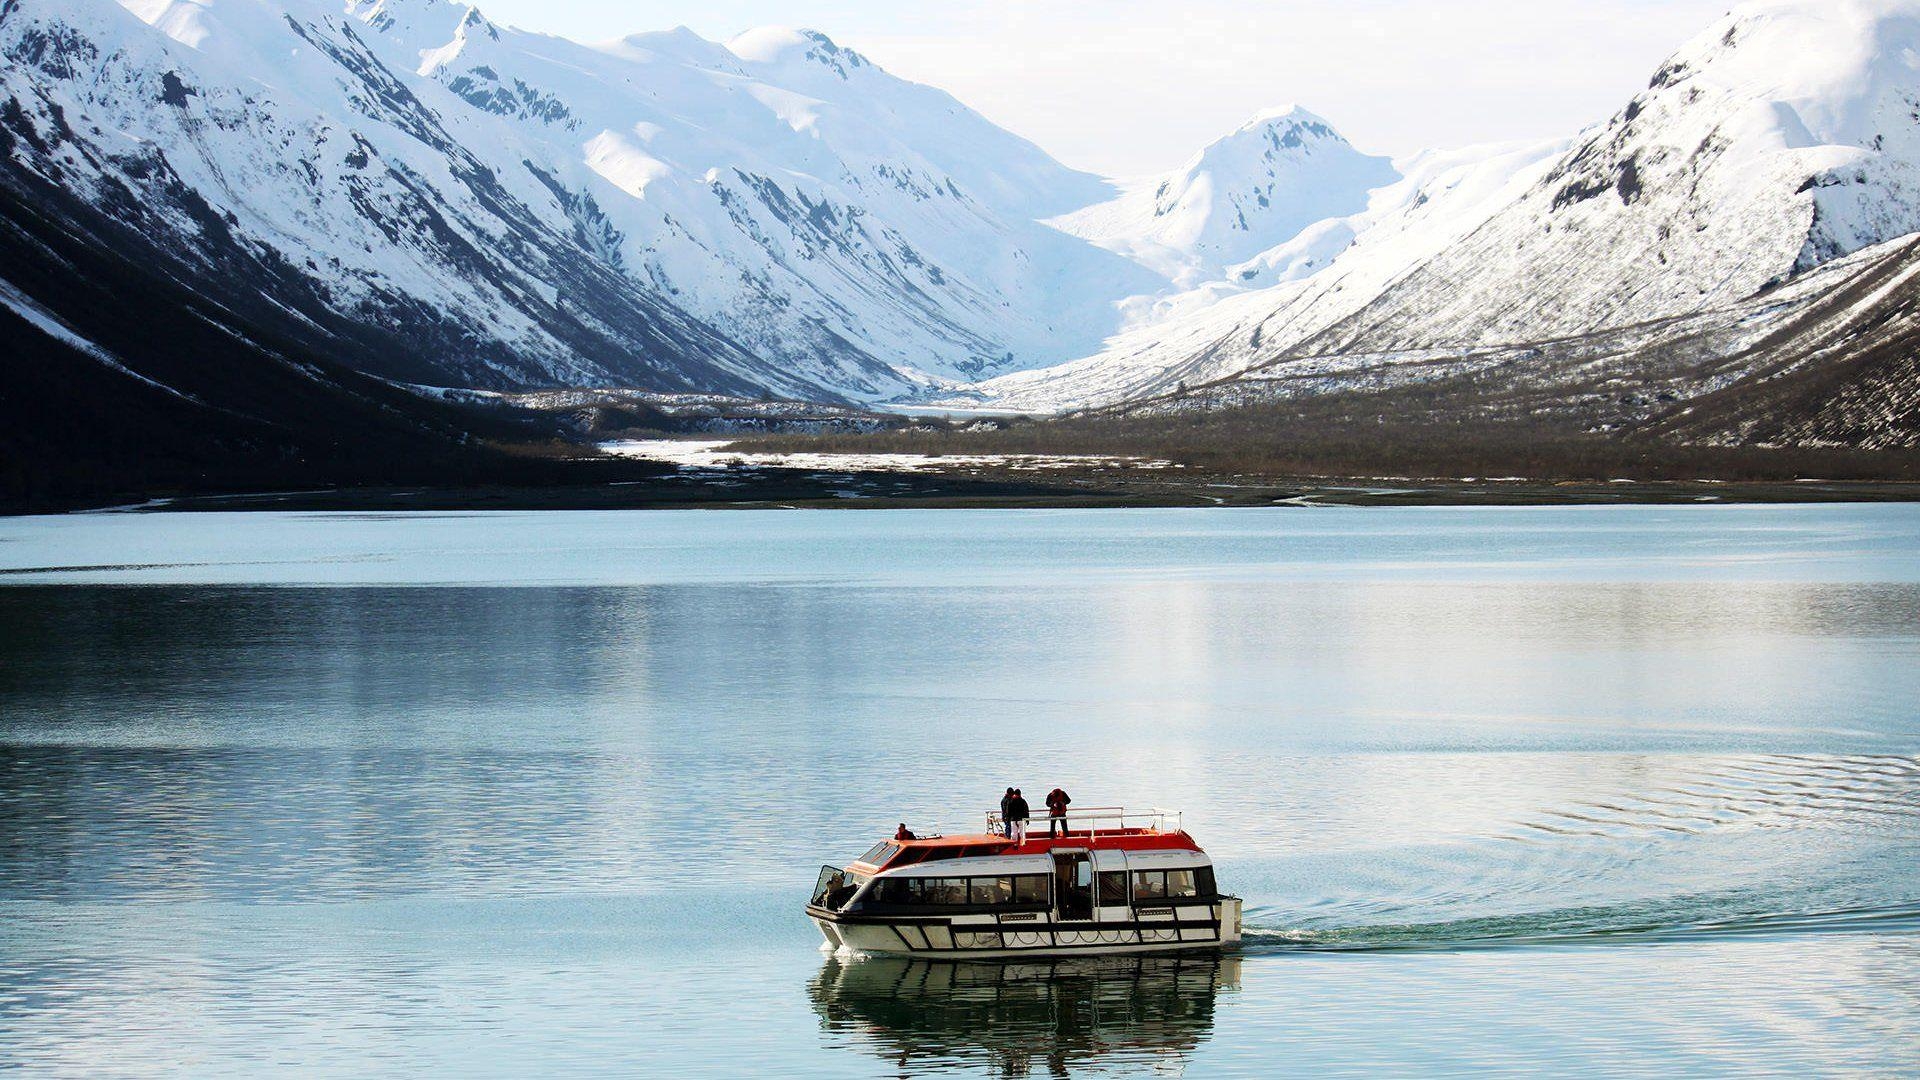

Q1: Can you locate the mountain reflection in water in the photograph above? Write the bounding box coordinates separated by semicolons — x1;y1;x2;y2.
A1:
810;953;1238;1077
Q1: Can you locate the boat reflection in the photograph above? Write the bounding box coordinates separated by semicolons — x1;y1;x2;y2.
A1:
809;952;1239;1077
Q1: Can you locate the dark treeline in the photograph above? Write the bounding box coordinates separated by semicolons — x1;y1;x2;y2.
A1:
729;405;1920;483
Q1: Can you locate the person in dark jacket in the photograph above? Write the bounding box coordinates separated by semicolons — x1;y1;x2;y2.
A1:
1007;789;1031;843
1046;787;1072;837
999;788;1016;838
894;823;916;841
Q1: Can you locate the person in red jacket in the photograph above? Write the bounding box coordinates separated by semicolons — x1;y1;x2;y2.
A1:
1046;787;1071;837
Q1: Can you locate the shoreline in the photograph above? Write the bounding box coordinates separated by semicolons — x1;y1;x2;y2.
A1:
16;467;1920;516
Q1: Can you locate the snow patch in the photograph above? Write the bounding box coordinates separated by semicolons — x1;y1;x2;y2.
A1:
601;439;1172;473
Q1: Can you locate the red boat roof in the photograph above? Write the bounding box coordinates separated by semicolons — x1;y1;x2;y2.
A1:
852;827;1202;872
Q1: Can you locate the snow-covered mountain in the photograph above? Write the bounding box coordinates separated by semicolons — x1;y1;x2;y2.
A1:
1323;0;1920;348
963;0;1920;414
5;0;1919;448
0;0;1155;402
1049;106;1397;290
970;137;1570;409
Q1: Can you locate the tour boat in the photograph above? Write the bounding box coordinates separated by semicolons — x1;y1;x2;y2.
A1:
806;807;1242;958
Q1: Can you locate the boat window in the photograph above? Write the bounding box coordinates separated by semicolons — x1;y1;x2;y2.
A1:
969;877;1014;906
812;865;848;907
911;878;969;906
866;874;1051;908
1131;868;1210;901
1012;875;1048;904
1098;870;1128;906
1132;870;1167;900
812;866;868;910
856;841;897;866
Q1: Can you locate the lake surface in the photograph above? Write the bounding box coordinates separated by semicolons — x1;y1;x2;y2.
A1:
2;506;1918;1076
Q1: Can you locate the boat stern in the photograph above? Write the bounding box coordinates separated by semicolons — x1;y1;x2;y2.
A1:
1219;895;1244;945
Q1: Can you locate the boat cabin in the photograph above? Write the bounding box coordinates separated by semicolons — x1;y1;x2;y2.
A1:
807;807;1241;957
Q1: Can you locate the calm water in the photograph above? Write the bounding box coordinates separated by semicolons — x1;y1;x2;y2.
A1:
1;506;1918;1076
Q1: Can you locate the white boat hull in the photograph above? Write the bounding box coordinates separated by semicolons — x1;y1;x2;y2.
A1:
810;897;1242;959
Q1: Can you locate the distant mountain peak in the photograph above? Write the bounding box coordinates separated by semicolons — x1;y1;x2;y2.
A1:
1182;105;1360;183
603;25;742;70
1235;104;1339;136
349;0;492;56
1048;105;1396;287
728;25;872;76
349;0;476;30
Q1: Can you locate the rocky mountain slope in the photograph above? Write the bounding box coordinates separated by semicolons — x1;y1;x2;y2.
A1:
4;0;1917;471
1108;231;1920;448
963;0;1920;442
0;150;577;505
0;0;1156;406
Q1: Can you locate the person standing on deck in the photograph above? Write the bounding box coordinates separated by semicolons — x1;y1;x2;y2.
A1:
1046;787;1072;837
999;788;1016;838
1007;789;1031;844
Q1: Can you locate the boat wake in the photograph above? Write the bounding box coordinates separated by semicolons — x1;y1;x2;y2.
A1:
1242;899;1920;954
1235;753;1920;956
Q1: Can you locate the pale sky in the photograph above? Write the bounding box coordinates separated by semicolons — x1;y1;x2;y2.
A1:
474;0;1739;176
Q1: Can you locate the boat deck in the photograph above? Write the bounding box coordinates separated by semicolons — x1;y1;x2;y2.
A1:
856;808;1199;871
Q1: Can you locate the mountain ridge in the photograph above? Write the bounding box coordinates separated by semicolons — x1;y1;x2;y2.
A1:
3;0;1917;500
1;0;1161;403
959;0;1920;421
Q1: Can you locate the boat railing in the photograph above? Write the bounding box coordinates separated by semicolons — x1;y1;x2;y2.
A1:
983;805;1182;836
